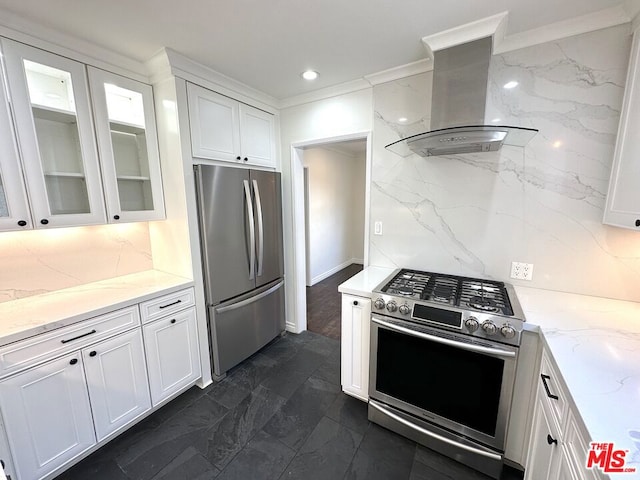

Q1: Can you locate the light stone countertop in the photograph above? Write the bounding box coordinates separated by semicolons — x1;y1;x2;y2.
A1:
515;286;640;472
339;267;640;474
337;266;395;296
0;270;193;347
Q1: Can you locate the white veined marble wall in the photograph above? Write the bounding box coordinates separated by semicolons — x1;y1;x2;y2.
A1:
370;24;640;302
0;222;153;303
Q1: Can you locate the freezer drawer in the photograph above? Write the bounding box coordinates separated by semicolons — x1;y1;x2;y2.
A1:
209;279;285;378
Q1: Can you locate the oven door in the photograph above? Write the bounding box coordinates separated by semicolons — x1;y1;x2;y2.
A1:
369;314;518;451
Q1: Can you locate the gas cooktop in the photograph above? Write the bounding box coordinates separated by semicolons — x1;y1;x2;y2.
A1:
372;269;525;346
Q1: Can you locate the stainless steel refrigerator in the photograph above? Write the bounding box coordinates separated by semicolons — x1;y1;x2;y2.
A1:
194;164;285;380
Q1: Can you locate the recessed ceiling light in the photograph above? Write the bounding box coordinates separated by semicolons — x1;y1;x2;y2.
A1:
503;81;519;89
301;70;319;81
552;140;563;149
398;117;408;123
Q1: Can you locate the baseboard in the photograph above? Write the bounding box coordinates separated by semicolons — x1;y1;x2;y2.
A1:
309;258;360;286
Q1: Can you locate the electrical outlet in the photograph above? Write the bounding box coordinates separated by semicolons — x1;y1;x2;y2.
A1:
374;221;383;235
510;262;534;281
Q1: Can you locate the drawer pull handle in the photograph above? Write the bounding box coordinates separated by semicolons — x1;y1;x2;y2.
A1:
61;329;97;344
69;358;78;365
547;434;558;445
541;374;559;400
159;299;182;309
171;319;176;324
89;351;97;357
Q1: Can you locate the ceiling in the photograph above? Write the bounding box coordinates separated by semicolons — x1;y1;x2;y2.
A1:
0;0;635;100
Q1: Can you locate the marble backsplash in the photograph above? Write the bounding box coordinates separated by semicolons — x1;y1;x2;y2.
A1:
0;222;153;303
370;24;640;302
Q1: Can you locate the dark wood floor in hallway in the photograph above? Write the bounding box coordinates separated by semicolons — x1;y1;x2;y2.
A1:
306;263;363;340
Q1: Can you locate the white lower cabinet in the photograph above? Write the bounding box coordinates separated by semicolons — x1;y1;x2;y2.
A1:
0;352;96;480
526;349;605;480
82;329;151;441
143;307;201;406
0;287;200;480
340;294;371;401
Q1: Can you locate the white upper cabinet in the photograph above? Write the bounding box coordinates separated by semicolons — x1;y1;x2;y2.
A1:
605;30;640;230
88;67;165;222
0;62;31;231
187;83;276;168
239;103;276;168
188;83;240;162
2;39;107;228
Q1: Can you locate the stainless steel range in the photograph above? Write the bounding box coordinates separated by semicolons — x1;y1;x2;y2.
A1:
368;269;526;479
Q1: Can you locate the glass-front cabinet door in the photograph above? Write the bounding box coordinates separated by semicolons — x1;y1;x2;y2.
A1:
2;39;106;228
0;55;31;231
88;67;165;222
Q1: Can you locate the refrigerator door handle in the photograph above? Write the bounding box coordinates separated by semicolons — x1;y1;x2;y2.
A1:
243;179;256;280
215;280;284;313
252;179;264;277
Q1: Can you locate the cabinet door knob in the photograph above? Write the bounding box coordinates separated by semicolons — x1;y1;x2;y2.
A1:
171;319;176;324
353;300;359;306
243;157;248;162
40;219;49;225
114;215;120;220
17;220;27;227
69;358;78;365
635;219;640;227
236;156;241;161
546;434;558;445
89;351;97;357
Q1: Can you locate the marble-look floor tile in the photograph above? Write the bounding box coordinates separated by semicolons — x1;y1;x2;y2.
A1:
263;376;340;450
205;384;286;470
281;417;362;480
325;393;370;435
216;431;295;480
149;446;219;480
344;423;417;480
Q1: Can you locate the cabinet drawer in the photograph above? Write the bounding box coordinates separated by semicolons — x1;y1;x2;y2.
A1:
0;306;140;378
139;288;195;324
539;351;567;432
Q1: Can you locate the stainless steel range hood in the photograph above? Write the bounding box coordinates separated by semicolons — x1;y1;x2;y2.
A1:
386;37;537;157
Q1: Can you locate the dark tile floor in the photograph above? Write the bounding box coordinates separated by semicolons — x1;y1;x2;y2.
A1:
306;263;363;340
55;330;524;480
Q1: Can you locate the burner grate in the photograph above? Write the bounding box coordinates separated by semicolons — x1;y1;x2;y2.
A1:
459;279;512;316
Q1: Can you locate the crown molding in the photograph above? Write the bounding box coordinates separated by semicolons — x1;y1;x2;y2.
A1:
0;8;149;82
421;12;509;58
148;47;279;114
364;59;432;85
495;4;632;54
277;78;371;110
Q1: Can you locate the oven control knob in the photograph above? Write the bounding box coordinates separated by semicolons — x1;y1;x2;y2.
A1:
374;298;385;310
482;320;498;335
386;301;398;313
464;317;479;332
500;324;517;339
399;304;411;315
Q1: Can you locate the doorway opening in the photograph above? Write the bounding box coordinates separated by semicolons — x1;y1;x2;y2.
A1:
302;140;366;338
289;132;371;337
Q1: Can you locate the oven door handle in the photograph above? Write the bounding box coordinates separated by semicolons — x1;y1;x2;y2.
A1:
369;399;503;461
372;316;516;358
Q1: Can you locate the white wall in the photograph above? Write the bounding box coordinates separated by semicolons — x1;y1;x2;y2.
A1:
280;89;373;332
370;24;640;302
303;147;365;285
